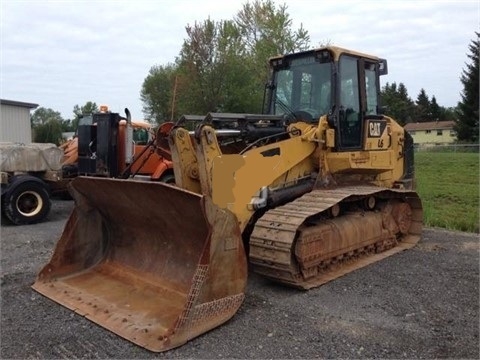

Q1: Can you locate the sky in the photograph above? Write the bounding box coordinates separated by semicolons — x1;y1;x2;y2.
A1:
1;0;478;121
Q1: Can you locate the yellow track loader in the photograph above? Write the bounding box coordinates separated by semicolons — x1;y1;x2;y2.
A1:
32;46;423;352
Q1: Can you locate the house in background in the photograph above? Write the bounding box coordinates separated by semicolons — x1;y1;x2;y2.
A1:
404;120;456;146
0;99;39;143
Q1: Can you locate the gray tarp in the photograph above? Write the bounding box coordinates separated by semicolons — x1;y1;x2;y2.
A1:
0;143;63;172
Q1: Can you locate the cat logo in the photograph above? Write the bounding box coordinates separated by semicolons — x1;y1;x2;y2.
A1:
368;120;386;138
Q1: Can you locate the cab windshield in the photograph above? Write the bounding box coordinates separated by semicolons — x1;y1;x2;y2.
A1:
270;56;332;120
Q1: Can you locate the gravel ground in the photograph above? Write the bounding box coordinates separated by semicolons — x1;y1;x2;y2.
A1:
1;199;479;359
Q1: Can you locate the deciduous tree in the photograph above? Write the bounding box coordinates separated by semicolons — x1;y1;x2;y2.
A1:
31;107;65;145
140;64;177;123
140;0;311;123
72;102;98;130
31;107;63;127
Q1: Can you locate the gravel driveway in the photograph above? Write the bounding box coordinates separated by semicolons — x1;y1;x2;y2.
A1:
1;199;479;359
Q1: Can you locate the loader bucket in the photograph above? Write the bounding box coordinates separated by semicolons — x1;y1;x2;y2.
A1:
32;177;247;352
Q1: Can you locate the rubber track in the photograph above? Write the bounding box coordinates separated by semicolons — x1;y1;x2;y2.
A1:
249;185;423;289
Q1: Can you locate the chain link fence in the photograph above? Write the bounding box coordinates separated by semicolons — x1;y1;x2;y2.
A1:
414;143;479;153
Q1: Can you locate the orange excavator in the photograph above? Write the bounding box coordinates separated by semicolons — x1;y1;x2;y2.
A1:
33;46;423;352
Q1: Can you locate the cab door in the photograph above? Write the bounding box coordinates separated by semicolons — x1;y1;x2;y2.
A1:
336;55;380;151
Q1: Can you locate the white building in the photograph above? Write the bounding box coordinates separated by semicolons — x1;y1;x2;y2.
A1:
0;99;39;143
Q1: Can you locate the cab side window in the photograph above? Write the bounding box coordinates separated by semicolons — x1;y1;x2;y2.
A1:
339;56;361;148
365;64;378;115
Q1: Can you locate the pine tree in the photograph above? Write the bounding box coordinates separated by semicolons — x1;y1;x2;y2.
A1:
430;96;441;121
415;88;431;121
455;32;479;142
380;82;415;125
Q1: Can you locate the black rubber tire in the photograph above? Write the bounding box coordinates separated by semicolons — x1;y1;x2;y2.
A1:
0;197;7;219
3;180;51;225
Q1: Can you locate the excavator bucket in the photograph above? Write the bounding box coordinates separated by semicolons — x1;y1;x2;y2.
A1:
32;176;247;352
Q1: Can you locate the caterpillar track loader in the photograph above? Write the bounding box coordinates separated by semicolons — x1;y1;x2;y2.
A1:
32;46;423;352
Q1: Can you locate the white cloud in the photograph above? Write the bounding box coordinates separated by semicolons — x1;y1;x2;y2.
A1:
1;0;478;120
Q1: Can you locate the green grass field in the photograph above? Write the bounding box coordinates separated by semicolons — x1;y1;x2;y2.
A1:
415;151;479;233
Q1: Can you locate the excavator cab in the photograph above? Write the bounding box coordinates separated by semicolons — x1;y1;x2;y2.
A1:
33;46;422;352
266;48;389;151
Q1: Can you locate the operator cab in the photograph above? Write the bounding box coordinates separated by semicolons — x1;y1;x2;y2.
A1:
267;46;387;151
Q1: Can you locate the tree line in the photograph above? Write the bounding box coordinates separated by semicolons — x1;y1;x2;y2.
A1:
31;1;478;144
31;102;98;145
381;83;457;125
